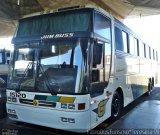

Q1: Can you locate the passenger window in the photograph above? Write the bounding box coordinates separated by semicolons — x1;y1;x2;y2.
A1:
129;36;138;56
122;31;128;53
129;36;135;55
137;40;140;56
150;48;153;59
94;12;111;40
156;51;158;61
139;41;144;57
134;38;138;56
149;47;151;59
153;49;155;60
144;44;146;58
146;45;149;59
115;27;123;51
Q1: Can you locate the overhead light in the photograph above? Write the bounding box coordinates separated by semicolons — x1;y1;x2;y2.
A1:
17;0;20;5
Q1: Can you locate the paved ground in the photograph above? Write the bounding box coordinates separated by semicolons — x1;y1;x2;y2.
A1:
0;87;160;135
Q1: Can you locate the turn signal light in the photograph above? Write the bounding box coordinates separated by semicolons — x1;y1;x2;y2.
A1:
78;103;85;110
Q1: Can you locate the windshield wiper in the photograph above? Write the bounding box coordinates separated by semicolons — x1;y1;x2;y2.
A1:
37;63;57;95
16;62;33;92
15;61;59;95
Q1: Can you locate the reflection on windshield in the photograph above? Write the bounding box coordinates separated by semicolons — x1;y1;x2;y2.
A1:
41;43;72;66
14;48;35;77
7;39;89;94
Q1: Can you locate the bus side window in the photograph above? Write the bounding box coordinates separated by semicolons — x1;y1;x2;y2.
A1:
156;51;158;61
115;27;123;51
153;49;155;60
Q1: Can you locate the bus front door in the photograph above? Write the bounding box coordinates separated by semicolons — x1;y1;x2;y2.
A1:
90;41;107;128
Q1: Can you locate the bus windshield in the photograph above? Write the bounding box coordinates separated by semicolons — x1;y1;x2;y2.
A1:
7;39;89;94
16;10;91;37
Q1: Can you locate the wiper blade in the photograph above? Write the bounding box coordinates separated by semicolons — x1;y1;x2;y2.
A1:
16;62;33;92
38;63;57;95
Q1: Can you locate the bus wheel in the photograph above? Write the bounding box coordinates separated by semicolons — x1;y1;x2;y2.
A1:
111;91;123;119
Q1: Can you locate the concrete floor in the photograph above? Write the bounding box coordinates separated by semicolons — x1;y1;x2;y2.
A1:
113;100;160;127
1;87;160;135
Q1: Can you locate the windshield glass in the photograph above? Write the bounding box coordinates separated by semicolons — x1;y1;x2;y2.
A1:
16;10;91;37
7;39;89;94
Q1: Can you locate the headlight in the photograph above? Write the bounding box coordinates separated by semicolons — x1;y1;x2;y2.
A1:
12;98;17;102
61;103;67;109
7;97;11;101
68;104;75;110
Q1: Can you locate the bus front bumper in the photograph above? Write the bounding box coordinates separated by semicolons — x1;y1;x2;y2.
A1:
6;103;91;133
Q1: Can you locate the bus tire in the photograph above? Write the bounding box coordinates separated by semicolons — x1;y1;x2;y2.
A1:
111;90;123;119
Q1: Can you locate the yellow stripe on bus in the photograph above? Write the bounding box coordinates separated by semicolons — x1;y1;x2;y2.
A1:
59;97;75;103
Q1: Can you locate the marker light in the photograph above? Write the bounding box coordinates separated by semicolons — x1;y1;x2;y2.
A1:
91;100;97;104
78;103;85;110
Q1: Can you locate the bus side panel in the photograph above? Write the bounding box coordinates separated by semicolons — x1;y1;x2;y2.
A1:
115;51;134;106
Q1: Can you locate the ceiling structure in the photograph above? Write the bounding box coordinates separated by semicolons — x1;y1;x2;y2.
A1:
1;0;160;37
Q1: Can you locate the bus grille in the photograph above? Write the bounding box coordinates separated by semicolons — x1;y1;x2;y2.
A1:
19;99;56;108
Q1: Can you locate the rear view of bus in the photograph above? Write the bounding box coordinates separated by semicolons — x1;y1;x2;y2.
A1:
6;7;112;132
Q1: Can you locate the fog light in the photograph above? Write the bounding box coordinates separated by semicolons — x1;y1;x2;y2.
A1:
8;109;11;113
8;109;16;114
68;118;75;123
12;109;16;114
61;117;68;122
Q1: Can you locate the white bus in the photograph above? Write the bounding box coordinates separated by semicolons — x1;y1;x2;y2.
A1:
6;6;158;132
